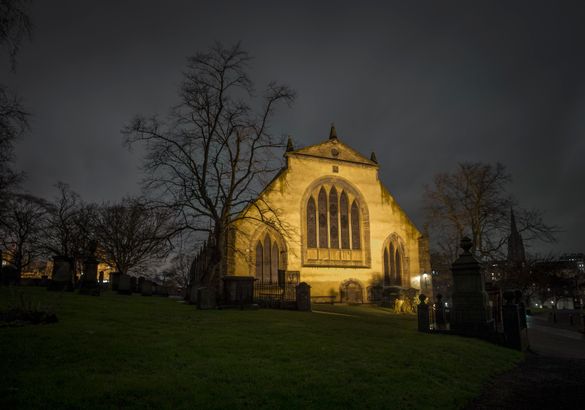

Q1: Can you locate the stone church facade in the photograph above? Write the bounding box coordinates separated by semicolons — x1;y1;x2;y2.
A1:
227;126;431;301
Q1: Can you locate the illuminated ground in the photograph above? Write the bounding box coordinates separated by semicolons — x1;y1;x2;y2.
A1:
0;287;521;409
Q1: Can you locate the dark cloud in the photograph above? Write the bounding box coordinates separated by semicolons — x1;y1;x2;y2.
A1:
4;0;585;253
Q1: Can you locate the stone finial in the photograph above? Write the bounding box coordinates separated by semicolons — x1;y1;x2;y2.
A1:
460;236;473;254
329;123;338;140
286;136;294;152
370;151;378;163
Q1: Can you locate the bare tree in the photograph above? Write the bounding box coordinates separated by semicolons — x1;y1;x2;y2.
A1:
0;0;32;208
424;162;557;262
93;198;174;276
123;42;295;285
0;0;33;70
0;193;48;280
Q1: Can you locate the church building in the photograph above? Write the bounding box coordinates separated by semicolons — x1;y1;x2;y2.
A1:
227;126;431;302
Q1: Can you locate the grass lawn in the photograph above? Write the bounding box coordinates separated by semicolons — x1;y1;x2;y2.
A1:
0;287;522;409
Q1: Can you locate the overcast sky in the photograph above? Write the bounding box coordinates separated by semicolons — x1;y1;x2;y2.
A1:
4;0;585;255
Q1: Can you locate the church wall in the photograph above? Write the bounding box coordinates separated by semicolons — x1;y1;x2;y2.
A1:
230;142;430;298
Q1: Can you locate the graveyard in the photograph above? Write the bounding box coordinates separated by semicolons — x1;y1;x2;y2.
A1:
0;287;521;409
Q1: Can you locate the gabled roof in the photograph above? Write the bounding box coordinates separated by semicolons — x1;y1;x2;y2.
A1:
287;125;378;167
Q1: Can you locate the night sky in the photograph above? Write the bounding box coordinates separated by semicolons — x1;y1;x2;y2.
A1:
4;0;585;254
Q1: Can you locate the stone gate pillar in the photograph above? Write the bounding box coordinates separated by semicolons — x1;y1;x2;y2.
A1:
450;237;493;335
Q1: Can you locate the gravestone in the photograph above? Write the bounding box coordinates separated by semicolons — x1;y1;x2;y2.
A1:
434;294;447;330
502;290;529;351
79;256;99;295
155;285;169;297
197;287;217;309
450;237;494;335
222;276;255;306
110;272;121;291
296;282;311;311
417;294;430;332
48;256;73;291
117;274;132;295
381;286;401;308
130;276;137;293
140;280;153;296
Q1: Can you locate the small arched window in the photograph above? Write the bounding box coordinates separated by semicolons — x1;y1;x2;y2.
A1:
395;248;402;286
383;248;390;285
382;236;406;287
255;242;263;282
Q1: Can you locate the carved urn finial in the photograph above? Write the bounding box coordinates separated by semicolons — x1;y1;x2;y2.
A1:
460;236;473;255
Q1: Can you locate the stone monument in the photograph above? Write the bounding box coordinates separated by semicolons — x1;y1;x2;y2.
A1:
450;237;493;335
48;256;73;291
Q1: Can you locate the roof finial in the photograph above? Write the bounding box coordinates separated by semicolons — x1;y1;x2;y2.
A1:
286;136;294;152
329;123;337;140
370;151;378;163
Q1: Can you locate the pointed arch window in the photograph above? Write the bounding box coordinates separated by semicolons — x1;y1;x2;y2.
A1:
340;191;350;249
307;197;317;248
351;200;361;250
255;235;280;284
318;187;328;248
255;242;263;282
329;186;339;249
382;237;406;287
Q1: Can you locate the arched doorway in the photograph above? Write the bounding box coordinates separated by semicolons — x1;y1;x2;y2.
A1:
340;279;364;304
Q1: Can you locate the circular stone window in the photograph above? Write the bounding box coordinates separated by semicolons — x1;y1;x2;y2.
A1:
331;148;339;157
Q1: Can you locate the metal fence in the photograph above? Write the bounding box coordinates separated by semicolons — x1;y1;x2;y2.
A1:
253;283;297;309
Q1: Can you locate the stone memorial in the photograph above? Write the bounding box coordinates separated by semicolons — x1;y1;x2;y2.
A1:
417;294;430;332
222;275;255;306
117;274;132;295
130;276;137;293
296;282;311;311
48;256;74;291
79;256;99;295
140;280;153;296
110;272;121;291
502;290;529;351
450;237;493;335
197;287;217;309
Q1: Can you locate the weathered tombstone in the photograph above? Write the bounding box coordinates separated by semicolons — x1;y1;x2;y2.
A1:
137;276;145;292
435;293;447;330
417;294;430;332
48;256;73;291
188;284;198;305
140;280;153;296
450;237;494;335
222;276;255;306
296;282;311;311
130;276;137;293
197;287;217;309
79;256;99;295
1;265;18;286
381;286;402;308
110;272;121;291
503;290;529;351
98;271;104;284
117;274;132;295
155;285;169;297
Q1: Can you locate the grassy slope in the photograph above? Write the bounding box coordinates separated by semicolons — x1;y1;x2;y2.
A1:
0;287;521;409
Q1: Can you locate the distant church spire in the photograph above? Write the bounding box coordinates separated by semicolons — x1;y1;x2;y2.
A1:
507;208;526;266
370;151;378;163
329;123;338;140
286;136;294;152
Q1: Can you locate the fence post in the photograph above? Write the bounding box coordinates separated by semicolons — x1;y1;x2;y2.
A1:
418;294;430;332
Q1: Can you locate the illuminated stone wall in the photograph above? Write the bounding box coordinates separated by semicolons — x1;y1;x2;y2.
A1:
230;134;431;298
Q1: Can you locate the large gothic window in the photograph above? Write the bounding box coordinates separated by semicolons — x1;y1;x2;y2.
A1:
255;235;280;284
303;180;369;267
